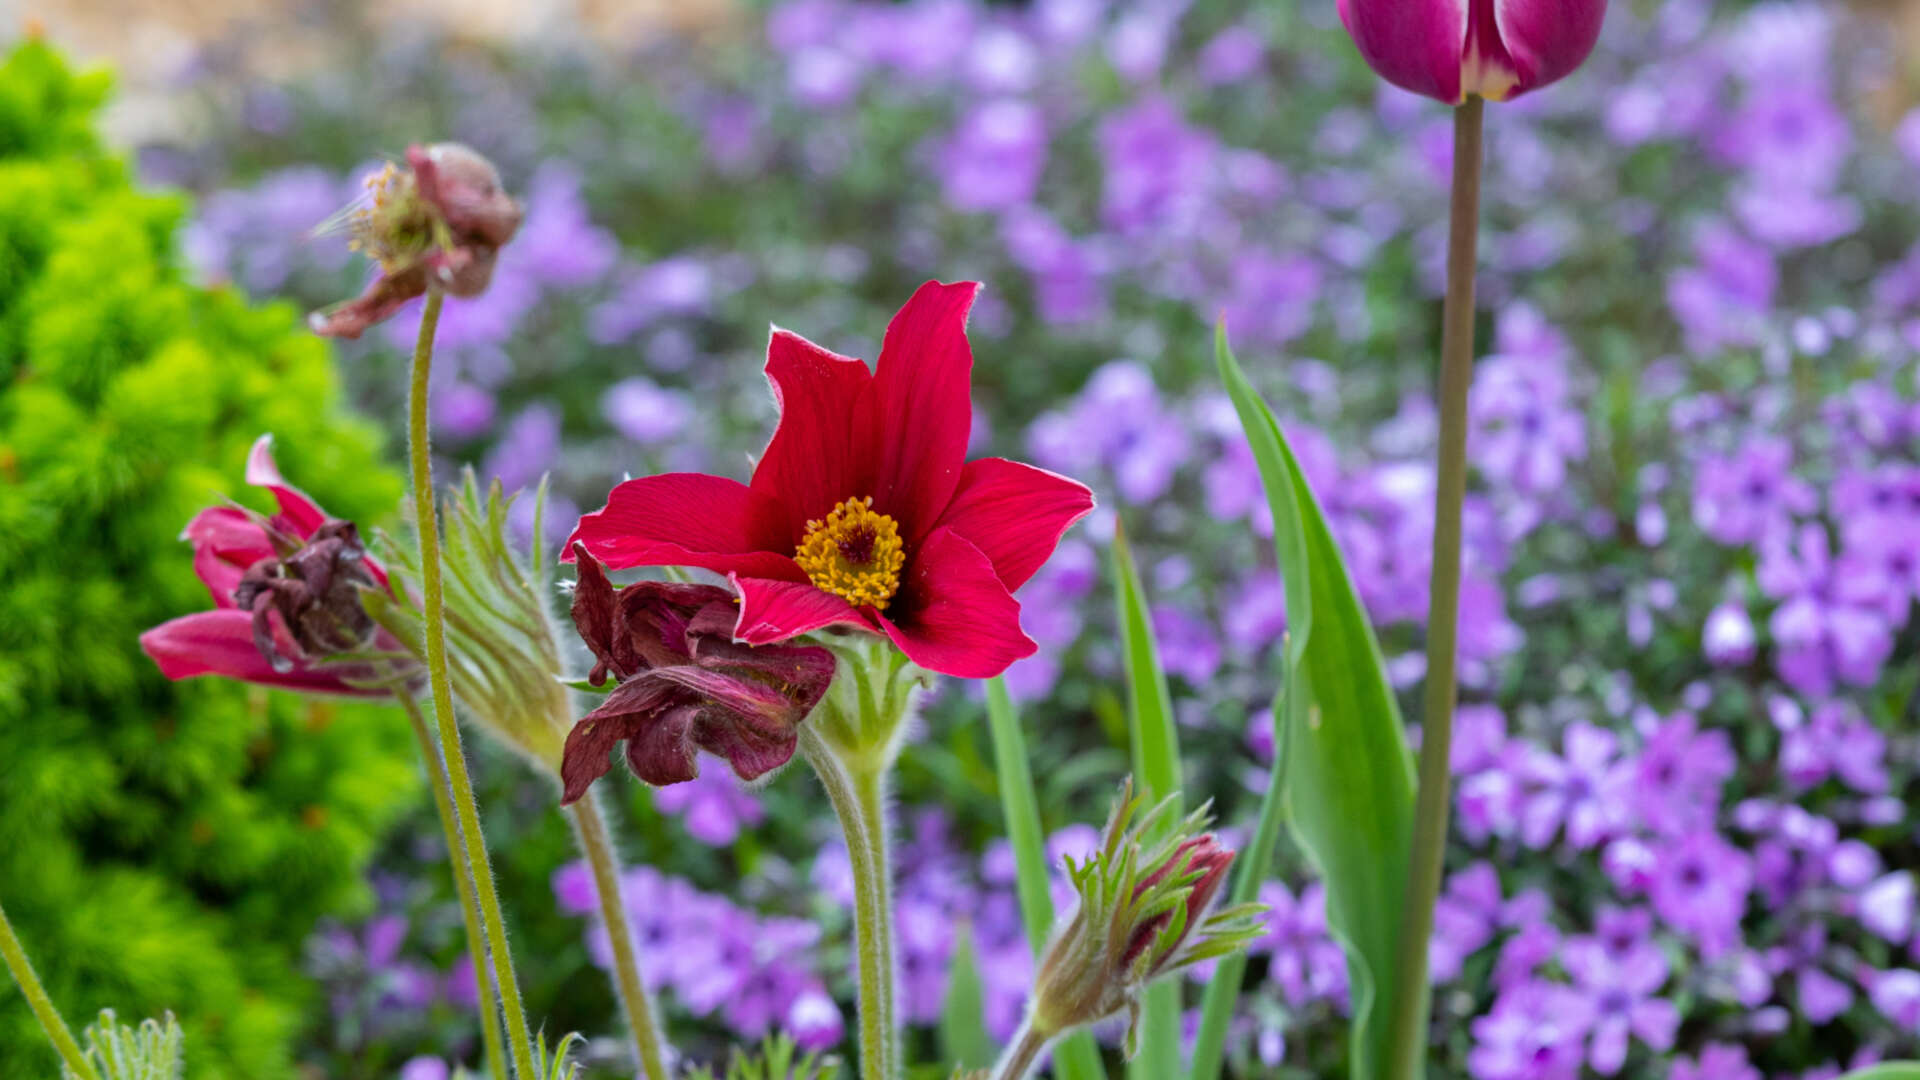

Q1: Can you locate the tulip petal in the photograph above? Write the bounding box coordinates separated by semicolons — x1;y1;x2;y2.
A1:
730;575;879;645
749;329;880;543
246;434;329;536
935;457;1096;592
1336;0;1468;104
877;526;1036;679
565;473;805;581
870;281;981;544
1490;0;1605;98
139;610;386;698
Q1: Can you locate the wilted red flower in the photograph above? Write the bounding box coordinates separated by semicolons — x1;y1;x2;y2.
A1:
141;435;401;697
310;142;524;339
565;281;1094;679
560;545;837;801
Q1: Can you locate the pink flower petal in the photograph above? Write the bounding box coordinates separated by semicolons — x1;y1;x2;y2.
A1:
870;281;981;545
245;434;328;536
749;329;880;544
1490;0;1606;98
140;610;385;698
1337;0;1468;104
935;457;1095;592
565;473;805;581
730;575;878;645
877;527;1035;678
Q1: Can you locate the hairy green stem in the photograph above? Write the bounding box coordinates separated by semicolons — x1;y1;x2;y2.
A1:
399;693;509;1080
990;1018;1051;1080
1385;94;1484;1080
799;725;898;1080
0;898;99;1080
567;793;670;1080
408;287;540;1079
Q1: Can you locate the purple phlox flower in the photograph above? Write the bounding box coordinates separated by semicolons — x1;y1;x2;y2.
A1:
434;380;497;441
1758;523;1894;696
552;860;598;915
1196;24;1264;85
1747;804;1840;909
1826;838;1884;890
1045;823;1103;916
936;98;1048;212
1780;700;1889;795
1867;968;1920;1028
1647;828;1752;960
1222;569;1287;658
1097;97;1219;238
999;206;1108;325
1667;222;1777;354
1519;721;1631;849
1837;510;1920;624
965;23;1041;93
1703;599;1758;666
1691;436;1814;547
847;0;974;82
676;900;761;1015
1217;249;1322;347
1492;918;1561;991
812;842;856;908
1633;711;1735;835
785;979;844;1050
184;167;357;293
651;766;766;845
588;255;722;345
898;897;957;1023
1254;880;1348;1009
727;950;818;1041
1027;362;1189;504
1152;604;1222;684
399;1057;450;1080
1562;936;1678;1074
1832;462;1920;522
603;377;695;446
1451;703;1508;775
1669;1042;1761;1080
1732;181;1860;249
1763;921;1854;1024
1714;83;1851;192
1469;351;1587;497
1430;862;1502;984
482;402;562;494
1855;872;1915;945
1467;981;1594;1080
511;163;619;288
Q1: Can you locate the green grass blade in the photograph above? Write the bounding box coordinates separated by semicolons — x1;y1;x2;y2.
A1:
939;924;995;1069
1216;324;1418;1080
1838;1068;1920;1080
983;676;1107;1080
1112;526;1184;1080
1187;648;1298;1080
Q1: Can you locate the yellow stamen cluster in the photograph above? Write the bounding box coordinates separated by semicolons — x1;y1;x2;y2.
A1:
347;162;440;271
795;497;907;611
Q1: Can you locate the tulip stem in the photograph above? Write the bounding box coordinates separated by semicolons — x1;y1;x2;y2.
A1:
0;897;100;1080
407;286;541;1080
566;793;671;1080
991;1018;1051;1080
398;691;510;1080
799;723;899;1080
1385;95;1483;1080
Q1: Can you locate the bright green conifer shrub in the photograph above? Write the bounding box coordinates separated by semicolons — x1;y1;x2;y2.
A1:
0;40;416;1077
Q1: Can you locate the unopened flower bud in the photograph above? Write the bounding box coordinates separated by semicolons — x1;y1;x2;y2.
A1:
310;142;523;339
1338;0;1606;104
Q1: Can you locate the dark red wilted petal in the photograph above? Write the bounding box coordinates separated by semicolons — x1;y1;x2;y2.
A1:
569;544;622;684
935;457;1096;593
749;329;879;543
730;575;878;645
139;611;387;698
560;688;686;801
870;281;979;545
876;527;1035;679
309;266;429;341
565;473;804;581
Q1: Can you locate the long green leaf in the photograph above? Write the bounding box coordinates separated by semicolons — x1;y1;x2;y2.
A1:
1112;526;1184;1080
1216;325;1419;1080
984;677;1107;1080
1838;1067;1920;1080
938;925;994;1070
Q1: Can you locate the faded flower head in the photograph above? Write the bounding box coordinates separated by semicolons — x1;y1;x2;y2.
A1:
142;434;407;697
558;543;837;801
311;142;523;339
1024;780;1263;1053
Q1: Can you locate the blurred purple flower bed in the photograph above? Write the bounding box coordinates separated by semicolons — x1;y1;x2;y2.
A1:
144;0;1919;1075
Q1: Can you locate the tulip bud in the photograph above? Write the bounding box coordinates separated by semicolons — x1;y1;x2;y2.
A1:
1337;0;1607;104
310;142;523;339
1020;781;1265;1058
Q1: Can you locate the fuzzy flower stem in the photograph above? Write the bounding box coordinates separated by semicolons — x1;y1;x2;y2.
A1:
799;723;899;1080
399;692;509;1080
566;792;670;1080
1386;94;1484;1080
407;286;540;1078
0;898;99;1080
991;1018;1052;1080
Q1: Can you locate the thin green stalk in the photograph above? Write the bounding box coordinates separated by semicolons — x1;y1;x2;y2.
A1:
799;726;897;1080
984;677;1106;1080
399;693;509;1080
0;898;99;1080
567;793;670;1080
1384;94;1484;1080
408;286;540;1079
991;1018;1052;1080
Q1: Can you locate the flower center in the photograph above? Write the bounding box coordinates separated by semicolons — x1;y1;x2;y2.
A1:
795;496;906;610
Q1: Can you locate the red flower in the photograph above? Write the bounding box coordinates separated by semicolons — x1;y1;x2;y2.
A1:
141;435;399;698
565;281;1094;679
560;546;837;801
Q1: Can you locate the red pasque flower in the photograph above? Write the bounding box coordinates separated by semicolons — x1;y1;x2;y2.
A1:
561;546;837;801
141;435;399;698
564;281;1094;679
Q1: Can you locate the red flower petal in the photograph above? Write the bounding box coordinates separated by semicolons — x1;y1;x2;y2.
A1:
730;575;879;645
749;329;879;543
870;281;980;544
877;527;1036;679
935;457;1096;593
246;434;328;537
184;506;274;608
139;611;387;698
565;473;805;581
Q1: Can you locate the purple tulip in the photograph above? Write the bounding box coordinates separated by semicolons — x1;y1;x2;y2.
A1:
1337;0;1607;104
